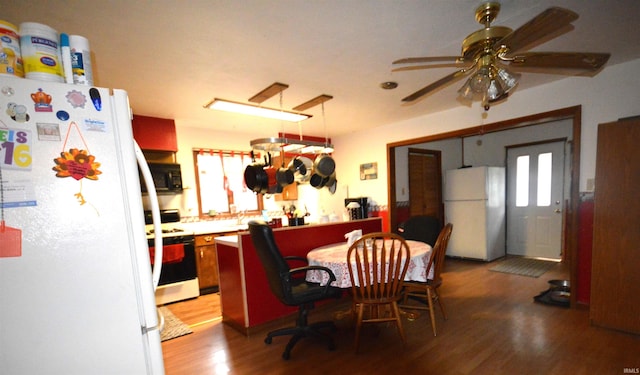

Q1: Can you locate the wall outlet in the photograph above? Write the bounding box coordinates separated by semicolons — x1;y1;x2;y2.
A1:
586;178;595;192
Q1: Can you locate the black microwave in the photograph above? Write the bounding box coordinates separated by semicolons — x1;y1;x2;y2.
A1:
140;163;183;194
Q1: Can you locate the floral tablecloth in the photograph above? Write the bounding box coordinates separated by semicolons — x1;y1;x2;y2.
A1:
305;240;433;288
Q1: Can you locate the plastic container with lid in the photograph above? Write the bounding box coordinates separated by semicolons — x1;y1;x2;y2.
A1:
0;20;23;77
19;22;64;82
69;34;93;85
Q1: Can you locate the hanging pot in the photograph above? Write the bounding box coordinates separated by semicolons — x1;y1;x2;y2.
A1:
289;156;313;182
324;172;337;194
309;172;330;189
244;163;267;194
287;157;307;176
313;153;335;177
264;165;283;194
276;167;294;187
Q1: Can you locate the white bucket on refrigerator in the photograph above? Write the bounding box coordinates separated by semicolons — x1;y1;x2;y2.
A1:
0;20;23;77
70;34;93;85
19;22;64;82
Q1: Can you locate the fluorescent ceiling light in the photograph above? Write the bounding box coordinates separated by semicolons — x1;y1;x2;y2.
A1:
204;98;311;122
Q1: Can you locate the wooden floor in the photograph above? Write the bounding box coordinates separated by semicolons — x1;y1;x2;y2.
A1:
161;259;640;374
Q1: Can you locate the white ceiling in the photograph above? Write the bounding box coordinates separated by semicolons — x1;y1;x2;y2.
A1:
4;1;640;139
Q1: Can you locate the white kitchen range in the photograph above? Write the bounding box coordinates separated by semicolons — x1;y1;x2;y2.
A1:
145;209;199;305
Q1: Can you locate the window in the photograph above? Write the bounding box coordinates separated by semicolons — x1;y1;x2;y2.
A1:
536;152;552;207
515;155;529;207
194;150;260;216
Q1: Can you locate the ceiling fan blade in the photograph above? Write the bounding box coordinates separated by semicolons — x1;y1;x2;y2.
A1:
393;56;467;65
392;63;472;72
506;52;611;71
402;69;470;103
495;7;578;54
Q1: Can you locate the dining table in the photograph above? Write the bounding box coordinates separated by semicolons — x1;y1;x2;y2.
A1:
305;239;433;288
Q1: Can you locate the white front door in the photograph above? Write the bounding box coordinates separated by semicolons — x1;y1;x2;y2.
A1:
506;141;566;259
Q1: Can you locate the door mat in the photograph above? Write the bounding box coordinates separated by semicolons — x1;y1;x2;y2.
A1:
158;306;192;342
489;257;558;278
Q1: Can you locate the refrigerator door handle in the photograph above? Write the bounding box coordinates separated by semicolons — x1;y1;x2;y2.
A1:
143;308;166;335
134;140;164;291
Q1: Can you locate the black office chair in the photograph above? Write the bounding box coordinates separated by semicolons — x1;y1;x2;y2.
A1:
398;215;441;247
248;220;342;360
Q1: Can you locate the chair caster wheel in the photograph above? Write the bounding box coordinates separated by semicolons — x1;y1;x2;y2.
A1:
282;351;290;360
265;337;272;345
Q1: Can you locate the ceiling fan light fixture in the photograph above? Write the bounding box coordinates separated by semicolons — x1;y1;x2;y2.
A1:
457;79;475;100
486;78;504;101
495;67;520;92
469;65;491;93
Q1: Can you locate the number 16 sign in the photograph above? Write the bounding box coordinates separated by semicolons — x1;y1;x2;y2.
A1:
0;127;32;171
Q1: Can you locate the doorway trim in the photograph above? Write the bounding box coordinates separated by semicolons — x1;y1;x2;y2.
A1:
387;105;581;307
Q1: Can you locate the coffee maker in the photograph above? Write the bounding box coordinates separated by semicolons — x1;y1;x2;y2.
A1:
344;197;368;220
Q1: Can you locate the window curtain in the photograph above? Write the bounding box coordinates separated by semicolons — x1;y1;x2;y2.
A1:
196;151;258;214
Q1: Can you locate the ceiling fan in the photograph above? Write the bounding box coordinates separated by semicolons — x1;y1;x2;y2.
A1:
392;2;610;110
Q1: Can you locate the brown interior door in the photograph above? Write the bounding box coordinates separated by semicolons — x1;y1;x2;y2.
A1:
408;148;443;225
591;118;640;334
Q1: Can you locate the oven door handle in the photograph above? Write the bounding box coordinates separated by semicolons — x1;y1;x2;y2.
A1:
135;140;163;291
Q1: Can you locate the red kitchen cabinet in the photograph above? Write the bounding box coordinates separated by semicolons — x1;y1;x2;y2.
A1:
132;115;178;151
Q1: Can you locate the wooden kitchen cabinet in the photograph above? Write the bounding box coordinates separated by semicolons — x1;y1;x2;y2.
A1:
195;234;221;294
131;115;178;151
275;182;298;201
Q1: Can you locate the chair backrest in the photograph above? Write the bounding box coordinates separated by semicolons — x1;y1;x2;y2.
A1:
347;232;410;302
426;223;453;282
248;220;292;304
398;215;441;247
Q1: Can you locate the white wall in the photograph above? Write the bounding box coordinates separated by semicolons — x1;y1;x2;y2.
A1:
393;118;573;202
166;59;640;218
329;59;640;213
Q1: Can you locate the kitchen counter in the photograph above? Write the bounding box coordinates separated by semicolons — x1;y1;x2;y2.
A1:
213;234;238;247
180;221;248;235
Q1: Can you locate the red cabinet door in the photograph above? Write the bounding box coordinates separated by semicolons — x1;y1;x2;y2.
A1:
132;115;177;151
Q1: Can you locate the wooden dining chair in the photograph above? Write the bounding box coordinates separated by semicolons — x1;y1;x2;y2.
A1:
347;232;411;353
400;223;453;336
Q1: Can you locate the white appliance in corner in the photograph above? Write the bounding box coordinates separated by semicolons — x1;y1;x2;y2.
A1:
444;166;506;261
0;76;165;374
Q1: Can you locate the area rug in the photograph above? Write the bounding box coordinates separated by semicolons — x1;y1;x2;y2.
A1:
158;306;192;342
489;256;558;278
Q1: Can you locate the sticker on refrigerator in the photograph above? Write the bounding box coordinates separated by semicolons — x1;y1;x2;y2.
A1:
30;88;53;112
0;127;33;171
36;123;61;141
83;118;106;132
0;179;37;208
0;173;25;258
53;122;101;207
89;88;101;111
65;89;86;108
5;102;29;122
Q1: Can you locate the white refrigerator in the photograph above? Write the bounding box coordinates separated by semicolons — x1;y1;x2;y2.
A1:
0;76;166;374
444;166;506;261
